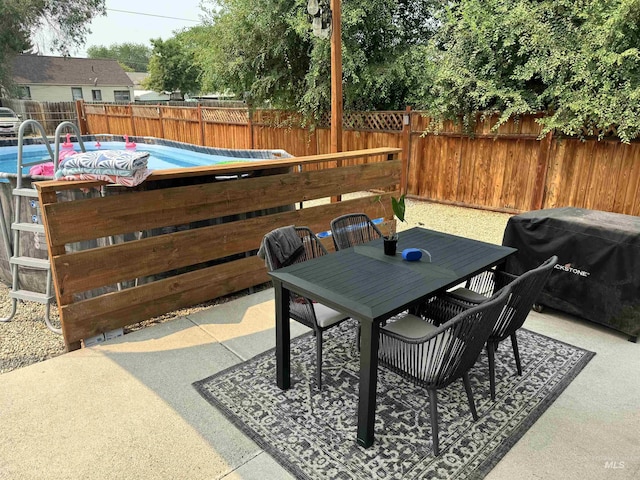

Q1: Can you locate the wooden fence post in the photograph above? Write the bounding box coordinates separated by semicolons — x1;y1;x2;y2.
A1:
531;130;554;210
248;108;255;149
129;104;137;137
402;106;412;196
311;124;318;156
158;105;165;139
104;104;111;135
198;104;205;145
75;100;88;134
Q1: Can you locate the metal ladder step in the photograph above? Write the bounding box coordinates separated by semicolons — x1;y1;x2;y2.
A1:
11;222;45;233
12;188;39;198
10;289;54;303
9;256;50;269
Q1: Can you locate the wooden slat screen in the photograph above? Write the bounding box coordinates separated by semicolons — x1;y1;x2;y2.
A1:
36;148;402;351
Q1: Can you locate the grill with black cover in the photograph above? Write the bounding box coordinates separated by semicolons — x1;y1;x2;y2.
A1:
502;207;640;342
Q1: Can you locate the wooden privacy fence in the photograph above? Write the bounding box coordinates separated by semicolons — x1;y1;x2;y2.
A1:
82;102;253;150
35;147;402;351
79;103;640;216
81;103;406;166
408;113;640;216
1;99;78;135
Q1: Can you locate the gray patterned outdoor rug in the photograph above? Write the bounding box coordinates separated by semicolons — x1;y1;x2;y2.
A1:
194;319;594;480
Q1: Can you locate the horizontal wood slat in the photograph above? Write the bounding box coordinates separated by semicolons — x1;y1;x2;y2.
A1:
60;256;269;344
53;192;395;296
35;148;402;193
41;160;401;245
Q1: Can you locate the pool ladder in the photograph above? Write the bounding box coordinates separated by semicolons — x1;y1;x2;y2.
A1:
0;121;86;333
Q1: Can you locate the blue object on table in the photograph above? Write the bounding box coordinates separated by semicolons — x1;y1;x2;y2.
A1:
402;248;423;261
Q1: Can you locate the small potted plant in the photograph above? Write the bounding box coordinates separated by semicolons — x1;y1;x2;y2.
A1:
376;194;406;255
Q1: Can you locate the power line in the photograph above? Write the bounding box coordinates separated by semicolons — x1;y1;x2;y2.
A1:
107;8;200;23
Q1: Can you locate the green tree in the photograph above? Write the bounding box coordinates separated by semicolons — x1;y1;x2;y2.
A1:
192;0;440;118
87;43;152;72
0;0;106;91
144;36;202;99
411;0;640;142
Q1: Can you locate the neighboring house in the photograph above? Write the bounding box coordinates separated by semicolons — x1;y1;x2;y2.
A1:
135;90;171;102
125;72;170;102
125;72;148;90
9;55;134;102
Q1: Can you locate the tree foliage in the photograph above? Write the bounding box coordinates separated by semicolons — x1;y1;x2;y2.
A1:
410;0;640;142
0;0;106;91
87;43;151;72
144;36;202;98
188;0;640;141
193;0;440;118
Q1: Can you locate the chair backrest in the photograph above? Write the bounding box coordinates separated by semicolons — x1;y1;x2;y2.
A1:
330;213;383;250
293;226;328;263
434;288;510;388
380;288;510;389
262;226;328;271
493;255;558;340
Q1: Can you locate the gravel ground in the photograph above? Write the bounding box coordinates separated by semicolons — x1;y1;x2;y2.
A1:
0;198;512;375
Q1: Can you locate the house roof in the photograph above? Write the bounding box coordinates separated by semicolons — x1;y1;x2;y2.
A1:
126;72;149;88
12;55;133;87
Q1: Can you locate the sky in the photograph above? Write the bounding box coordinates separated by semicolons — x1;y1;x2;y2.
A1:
59;0;207;57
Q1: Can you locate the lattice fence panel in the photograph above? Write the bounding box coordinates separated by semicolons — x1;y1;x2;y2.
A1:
253;110;307;128
581;123;619;139
201;108;249;125
343;112;404;131
317;112;330;128
315;111;404;131
252;110;403;132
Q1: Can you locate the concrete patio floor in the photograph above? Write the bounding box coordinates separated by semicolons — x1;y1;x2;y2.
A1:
1;288;638;480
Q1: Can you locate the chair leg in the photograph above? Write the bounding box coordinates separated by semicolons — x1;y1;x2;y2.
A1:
486;342;496;401
428;388;440;456
462;373;478;420
316;331;323;390
511;332;522;376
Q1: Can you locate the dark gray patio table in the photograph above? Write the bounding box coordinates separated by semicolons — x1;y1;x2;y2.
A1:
268;227;517;448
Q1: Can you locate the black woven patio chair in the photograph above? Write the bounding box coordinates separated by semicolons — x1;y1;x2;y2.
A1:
379;288;510;456
261;226;351;390
429;255;558;400
330;213;383;250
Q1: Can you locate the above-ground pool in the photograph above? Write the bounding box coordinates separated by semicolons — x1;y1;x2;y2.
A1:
0;135;292;291
0;136;291;177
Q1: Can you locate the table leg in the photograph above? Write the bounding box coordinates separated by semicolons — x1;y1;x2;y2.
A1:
357;319;380;448
274;280;291;390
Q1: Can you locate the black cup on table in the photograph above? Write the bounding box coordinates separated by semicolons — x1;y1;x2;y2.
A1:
383;237;397;256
